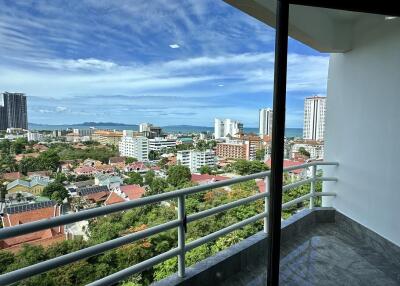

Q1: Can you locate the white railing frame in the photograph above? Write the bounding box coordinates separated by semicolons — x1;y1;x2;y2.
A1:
0;161;338;286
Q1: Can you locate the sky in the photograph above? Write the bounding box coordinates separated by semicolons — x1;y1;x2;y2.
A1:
0;0;329;128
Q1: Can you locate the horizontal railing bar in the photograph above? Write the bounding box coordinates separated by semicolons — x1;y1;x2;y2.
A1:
0;162;338;240
87;248;181;286
0;220;181;286
283;178;314;192
282;193;312;209
185;212;267;252
187;192;268;223
315;192;336;197
317;177;338;182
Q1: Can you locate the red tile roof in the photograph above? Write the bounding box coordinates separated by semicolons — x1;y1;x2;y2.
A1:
74;166;97;175
0;203;64;251
105;192;125;205
1;172;21;181
265;159;305;175
85;191;110;203
125;162;148;172
256;179;267;193
120;185;146;200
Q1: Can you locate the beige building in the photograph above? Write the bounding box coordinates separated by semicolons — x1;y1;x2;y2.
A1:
92;130;123;146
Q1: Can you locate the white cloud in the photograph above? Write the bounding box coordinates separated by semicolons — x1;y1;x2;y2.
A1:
56;106;67;112
169;44;180;49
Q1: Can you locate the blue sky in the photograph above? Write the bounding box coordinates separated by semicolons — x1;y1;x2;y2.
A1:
0;0;329;127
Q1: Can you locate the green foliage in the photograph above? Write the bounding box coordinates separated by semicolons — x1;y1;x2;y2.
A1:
298;147;310;157
42;182;69;203
19;150;60;174
125;157;138;164
195;140;216;151
232;159;268;175
255;148;266;161
148;150;160;161
124;172;143;186
199;165;213;175
167;165;191;187
147;178;168;196
51;143;118;163
144;170;155;186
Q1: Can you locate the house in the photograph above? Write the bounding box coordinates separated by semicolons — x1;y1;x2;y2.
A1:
77;185;110;205
0;201;64;252
83;158;103;167
6;176;52;196
74;166;97;176
94;174;123;189
1;172;22;182
104;192;125;206
124;162;149;173
191;174;229;185
109;156;126;165
119;185;146;200
94;164;115;174
265;159;306;180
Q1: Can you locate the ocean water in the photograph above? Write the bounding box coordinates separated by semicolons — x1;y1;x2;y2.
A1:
29;124;303;138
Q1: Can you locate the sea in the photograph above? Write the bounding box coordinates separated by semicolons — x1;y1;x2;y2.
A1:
29;124;303;138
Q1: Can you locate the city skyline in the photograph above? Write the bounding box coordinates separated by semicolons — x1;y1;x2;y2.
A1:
0;1;328;127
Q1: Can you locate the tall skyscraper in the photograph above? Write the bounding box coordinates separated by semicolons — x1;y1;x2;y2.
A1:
259;108;273;137
214;118;243;139
0;105;7;131
303;96;326;141
2;92;28;129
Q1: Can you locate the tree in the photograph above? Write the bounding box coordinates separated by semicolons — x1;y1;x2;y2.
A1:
42;182;69;202
144;170;155;186
199;165;213;175
298;147;310;157
148;150;160;161
124;172;143;186
148;178;168;196
167;165;191;187
232;160;268;175
255;148;266;161
125;157;138;164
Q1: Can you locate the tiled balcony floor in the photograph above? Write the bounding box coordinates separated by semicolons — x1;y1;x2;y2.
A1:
221;222;400;286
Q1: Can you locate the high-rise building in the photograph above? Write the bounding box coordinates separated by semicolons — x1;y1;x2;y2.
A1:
303;96;326;141
0;105;7;131
214;118;243;139
177;149;216;172
119;136;149;161
2;92;28;129
139;123;162;138
259;108;273;137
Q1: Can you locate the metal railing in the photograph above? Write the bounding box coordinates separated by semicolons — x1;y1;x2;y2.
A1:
0;161;338;286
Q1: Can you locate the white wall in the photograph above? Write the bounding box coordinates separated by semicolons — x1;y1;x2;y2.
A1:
324;18;400;246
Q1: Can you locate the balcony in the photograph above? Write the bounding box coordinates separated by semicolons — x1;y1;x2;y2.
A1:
0;161;338;285
1;161;399;285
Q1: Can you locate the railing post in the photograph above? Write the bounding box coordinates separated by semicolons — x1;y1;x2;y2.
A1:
309;164;317;209
264;176;269;233
177;195;186;278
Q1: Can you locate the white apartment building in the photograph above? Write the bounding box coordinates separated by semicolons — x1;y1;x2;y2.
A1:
303;96;326;141
73;128;94;137
291;141;324;160
27;131;43;142
177;150;216;172
214;118;243;139
139;123;151;133
149;137;177;151
119;136;149;162
259;108;273;137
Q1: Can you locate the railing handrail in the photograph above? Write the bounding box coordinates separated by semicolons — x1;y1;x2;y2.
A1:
0;161;338;286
